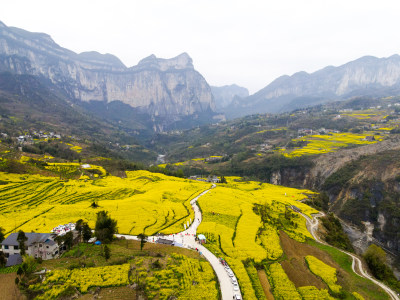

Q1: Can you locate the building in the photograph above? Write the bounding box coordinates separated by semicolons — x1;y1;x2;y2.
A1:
156;238;174;245
290;205;302;213
207;175;220;183
364;136;376;142
1;232;59;260
5;254;22;267
198;234;207;244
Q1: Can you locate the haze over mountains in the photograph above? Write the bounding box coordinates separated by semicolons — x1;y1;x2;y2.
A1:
1;20;400;129
0;20;219;132
211;84;249;111
227;54;400;118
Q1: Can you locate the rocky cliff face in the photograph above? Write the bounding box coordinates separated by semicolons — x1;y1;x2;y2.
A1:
0;21;215;120
268;137;400;254
211;84;249;111
228;54;400;118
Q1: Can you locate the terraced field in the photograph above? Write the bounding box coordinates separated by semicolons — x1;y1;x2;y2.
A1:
281;132;384;158
0;170;210;235
0;170;390;299
196;177;318;299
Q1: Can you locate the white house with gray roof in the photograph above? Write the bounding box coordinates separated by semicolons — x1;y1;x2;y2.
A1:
1;232;59;260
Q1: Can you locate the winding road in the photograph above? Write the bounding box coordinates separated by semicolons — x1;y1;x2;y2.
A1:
116;184;241;300
300;212;400;300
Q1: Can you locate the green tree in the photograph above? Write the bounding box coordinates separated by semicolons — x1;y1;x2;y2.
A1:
82;223;92;242
63;232;74;250
55;235;64;248
75;219;84;242
137;233;147;251
95;211;118;243
16;256;37;286
0;227;5;243
363;244;394;281
0;251;6;267
104;245;111;261
17;231;27;256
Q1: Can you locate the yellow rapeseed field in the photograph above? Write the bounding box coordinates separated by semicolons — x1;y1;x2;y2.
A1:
197;177;317;298
305;255;342;294
0;170;210;235
283;132;383;158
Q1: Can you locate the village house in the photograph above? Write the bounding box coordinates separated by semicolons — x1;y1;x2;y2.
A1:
364;136;376;142
1;232;59;261
297;128;313;137
207;175;220;183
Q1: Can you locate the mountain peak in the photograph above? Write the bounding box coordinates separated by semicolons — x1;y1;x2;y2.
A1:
78;51;126;68
136;52;193;71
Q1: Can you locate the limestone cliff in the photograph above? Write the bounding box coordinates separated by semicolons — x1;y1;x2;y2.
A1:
228;54;400;118
0;21;215;120
211;84;249;111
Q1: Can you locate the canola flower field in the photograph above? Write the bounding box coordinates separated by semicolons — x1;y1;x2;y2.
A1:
305;255;342;294
196;177;318;299
141;253;219;299
280;132;384;158
0;170;210;235
265;258;365;300
0;167;374;299
30;253;218;300
266;263;302;300
31;264;130;298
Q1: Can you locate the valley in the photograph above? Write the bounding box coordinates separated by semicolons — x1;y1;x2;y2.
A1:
0;15;400;300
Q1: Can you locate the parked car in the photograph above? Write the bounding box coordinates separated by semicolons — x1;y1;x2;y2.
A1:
233;282;239;291
233;294;241;300
231;276;237;283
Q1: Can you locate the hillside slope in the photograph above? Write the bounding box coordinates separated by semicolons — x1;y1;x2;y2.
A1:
0;21;217;131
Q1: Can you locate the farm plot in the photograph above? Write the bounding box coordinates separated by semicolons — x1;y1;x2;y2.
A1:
196;178;318;298
282;132;384;158
30;264;130;299
0;170;210;235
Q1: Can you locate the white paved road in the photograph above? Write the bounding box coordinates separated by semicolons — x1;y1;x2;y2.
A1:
300;212;399;300
116;184;241;300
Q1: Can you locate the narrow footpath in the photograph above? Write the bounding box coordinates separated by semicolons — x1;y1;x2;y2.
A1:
116;184;240;300
300;212;400;300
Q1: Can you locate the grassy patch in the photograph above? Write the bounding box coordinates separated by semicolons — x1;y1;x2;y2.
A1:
307;240;390;300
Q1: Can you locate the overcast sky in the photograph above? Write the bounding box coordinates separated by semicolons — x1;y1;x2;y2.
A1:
2;0;400;93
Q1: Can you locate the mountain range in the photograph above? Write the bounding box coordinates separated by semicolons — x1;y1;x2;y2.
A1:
2;20;400;129
0;20;219;132
226;54;400;118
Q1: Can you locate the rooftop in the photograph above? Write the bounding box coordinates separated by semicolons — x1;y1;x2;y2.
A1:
2;232;53;247
5;254;22;267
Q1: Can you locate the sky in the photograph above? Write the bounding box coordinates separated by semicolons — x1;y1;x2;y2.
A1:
1;0;400;94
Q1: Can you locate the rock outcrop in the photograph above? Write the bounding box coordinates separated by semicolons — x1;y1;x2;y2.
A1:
228;54;400;118
0;20;215;120
211;84;249;111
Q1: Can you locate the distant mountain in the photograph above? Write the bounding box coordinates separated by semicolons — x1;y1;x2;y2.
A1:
211;84;249;111
0;21;217;131
226;54;400;118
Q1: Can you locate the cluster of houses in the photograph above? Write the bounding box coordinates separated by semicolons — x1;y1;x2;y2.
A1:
1;222;78;267
188;175;220;183
50;223;76;235
1;130;64;145
1;233;60;267
297;128;340;137
16;131;62;144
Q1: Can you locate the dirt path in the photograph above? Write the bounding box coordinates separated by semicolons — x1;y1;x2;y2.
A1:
257;269;274;300
300;212;400;300
0;273;26;300
116;185;240;300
